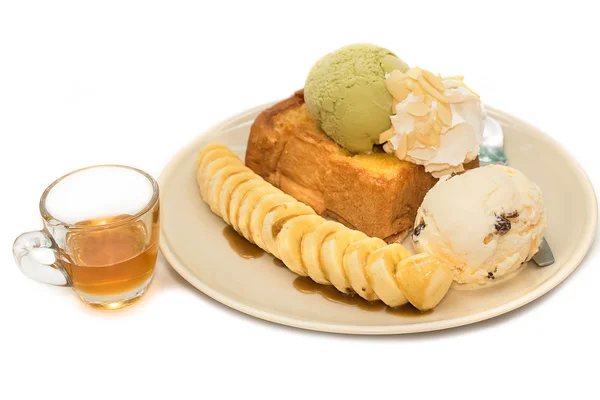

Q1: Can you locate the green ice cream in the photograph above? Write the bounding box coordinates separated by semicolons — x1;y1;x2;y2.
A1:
304;43;409;153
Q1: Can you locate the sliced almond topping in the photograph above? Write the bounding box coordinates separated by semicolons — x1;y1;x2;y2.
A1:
406;67;422;80
378;127;396;144
395;134;408;159
392;98;400;114
406;101;430;117
417;127;441;147
418;76;457;103
385;77;411;103
423;96;433;106
444;75;464;81
389;69;407;81
423;70;444;92
407;131;418;148
412;83;426;96
433;120;443;135
436;102;453;126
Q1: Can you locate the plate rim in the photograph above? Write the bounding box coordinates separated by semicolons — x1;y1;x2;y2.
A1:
159;101;598;335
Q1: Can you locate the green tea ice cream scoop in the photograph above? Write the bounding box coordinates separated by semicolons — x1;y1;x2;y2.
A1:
304;43;409;153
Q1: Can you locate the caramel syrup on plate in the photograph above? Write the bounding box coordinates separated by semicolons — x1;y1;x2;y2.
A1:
273;258;286;268
221;226;429;317
293;276;431;317
222;226;264;259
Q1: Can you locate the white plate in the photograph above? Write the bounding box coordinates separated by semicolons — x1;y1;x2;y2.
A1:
159;102;597;334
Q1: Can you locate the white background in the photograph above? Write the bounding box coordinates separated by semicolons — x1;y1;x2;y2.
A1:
1;1;599;399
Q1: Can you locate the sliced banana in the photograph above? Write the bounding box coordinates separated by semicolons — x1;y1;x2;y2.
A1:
343;237;387;301
395;253;453;311
250;194;298;250
195;143;232;169
261;203;315;258
228;180;275;233
236;185;283;242
301;221;346;285
321;229;368;293
198;155;242;200
277;215;324;276
366;243;412;307
205;165;248;215
218;172;260;225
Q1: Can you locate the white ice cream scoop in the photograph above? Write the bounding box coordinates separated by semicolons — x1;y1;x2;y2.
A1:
412;165;547;288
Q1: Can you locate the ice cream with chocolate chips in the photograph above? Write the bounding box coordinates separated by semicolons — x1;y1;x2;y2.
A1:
411;165;546;287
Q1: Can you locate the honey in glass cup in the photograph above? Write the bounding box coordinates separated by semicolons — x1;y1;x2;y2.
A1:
13;165;160;310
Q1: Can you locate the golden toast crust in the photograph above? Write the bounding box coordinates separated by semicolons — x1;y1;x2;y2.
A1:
245;90;478;241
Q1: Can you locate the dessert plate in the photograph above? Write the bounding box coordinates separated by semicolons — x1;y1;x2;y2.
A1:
159;102;597;335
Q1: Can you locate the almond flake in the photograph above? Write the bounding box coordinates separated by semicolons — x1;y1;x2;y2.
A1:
392;98;400;114
436;102;453;126
407;131;417;148
385;77;411;103
379;127;396;144
406;102;430;117
412;83;426;96
417;128;441;147
418;76;456;103
406;67;422;80
395;134;408;159
423;70;444;91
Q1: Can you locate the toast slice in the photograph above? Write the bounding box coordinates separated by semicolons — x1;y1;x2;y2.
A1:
245;90;478;242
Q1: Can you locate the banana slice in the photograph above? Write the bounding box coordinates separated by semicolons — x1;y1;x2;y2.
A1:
205;164;249;215
218;172;260;225
395;253;453;311
236;185;283;242
228;180;275;233
276;215;324;276
301;221;346;285
250;194;298;250
343;237;387;301
198;155;242;200
195;143;232;169
366;243;412;307
321;229;368;293
261;203;315;258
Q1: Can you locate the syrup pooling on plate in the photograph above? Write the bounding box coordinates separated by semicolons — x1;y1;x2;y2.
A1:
293;277;430;317
222;226;264;260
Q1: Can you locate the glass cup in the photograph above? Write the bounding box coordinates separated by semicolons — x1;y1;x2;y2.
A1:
13;165;160;310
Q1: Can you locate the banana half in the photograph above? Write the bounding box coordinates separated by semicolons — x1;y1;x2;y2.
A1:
321;229;368;293
301;221;346;285
218;172;260;225
276;215;324;276
395;253;453;311
343;237;387;301
250;193;297;250
366;243;412;307
261;203;315;259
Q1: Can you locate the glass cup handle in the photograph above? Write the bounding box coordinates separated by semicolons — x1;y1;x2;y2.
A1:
13;230;72;286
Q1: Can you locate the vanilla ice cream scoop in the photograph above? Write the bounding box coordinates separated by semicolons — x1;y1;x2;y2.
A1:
412;165;546;287
380;67;484;177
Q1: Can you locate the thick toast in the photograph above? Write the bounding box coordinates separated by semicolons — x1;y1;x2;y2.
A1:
245;90;478;242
